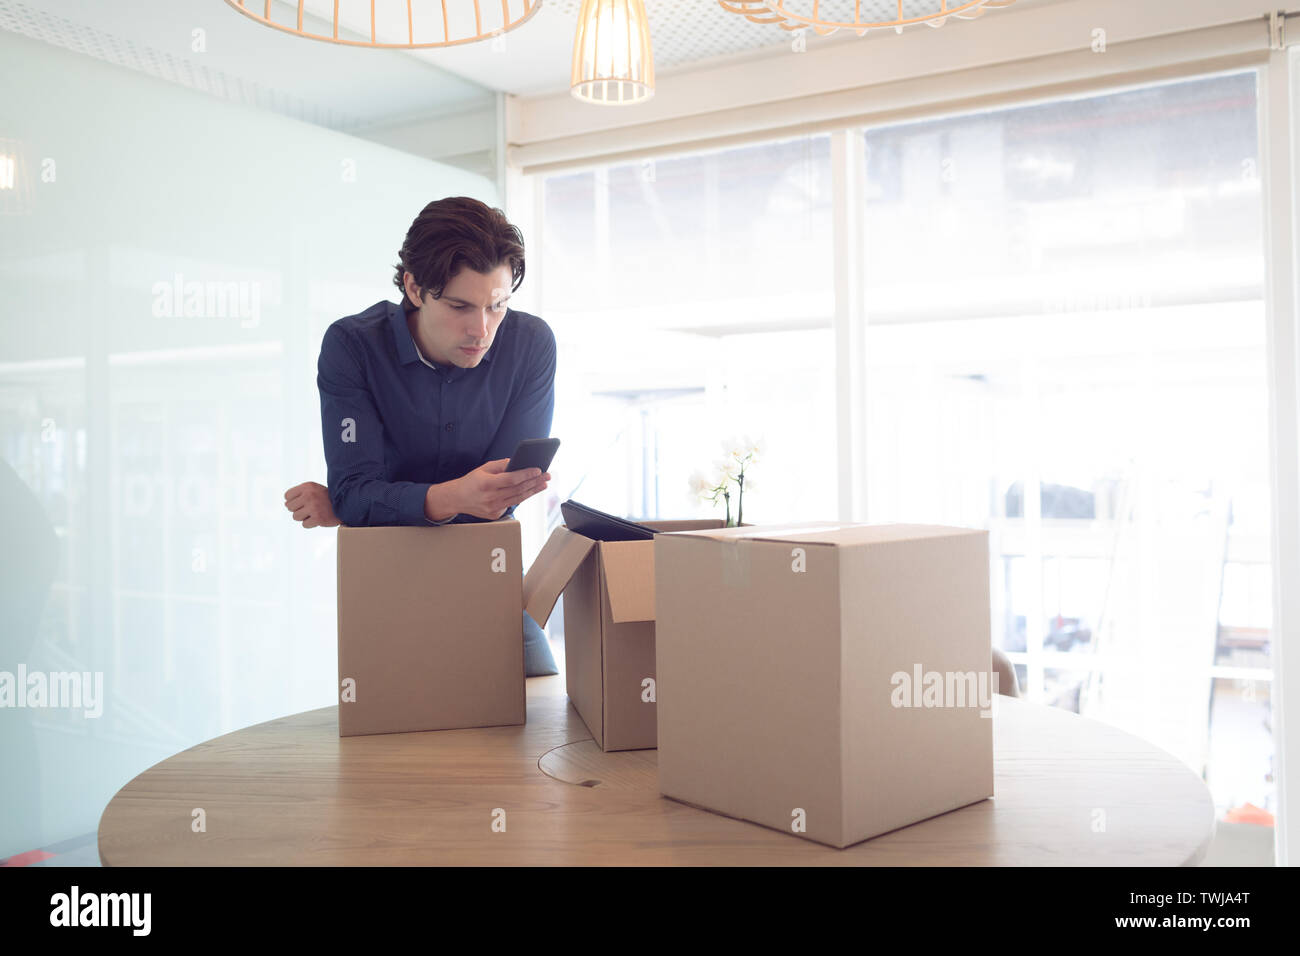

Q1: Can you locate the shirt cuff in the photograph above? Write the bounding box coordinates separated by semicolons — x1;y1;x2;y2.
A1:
398;482;437;526
402;482;460;525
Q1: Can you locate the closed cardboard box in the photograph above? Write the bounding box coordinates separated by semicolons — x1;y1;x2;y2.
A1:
337;521;525;737
523;518;723;751
655;522;994;848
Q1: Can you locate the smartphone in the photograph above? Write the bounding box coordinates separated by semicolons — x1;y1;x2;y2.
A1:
506;437;560;473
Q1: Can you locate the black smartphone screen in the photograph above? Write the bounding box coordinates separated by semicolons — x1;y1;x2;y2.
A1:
506;437;560;473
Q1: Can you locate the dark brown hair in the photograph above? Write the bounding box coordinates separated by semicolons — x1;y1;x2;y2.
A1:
392;196;525;307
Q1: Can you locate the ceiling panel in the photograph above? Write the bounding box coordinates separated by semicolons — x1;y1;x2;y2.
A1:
1;0;1051;123
0;0;495;131
412;0;1047;97
412;0;816;96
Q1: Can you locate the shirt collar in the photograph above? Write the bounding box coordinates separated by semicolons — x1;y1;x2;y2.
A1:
389;300;495;367
389;302;421;366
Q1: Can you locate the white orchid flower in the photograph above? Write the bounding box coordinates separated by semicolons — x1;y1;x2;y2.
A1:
713;456;740;481
689;469;717;498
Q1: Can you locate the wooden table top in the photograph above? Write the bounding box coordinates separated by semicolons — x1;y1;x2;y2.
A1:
98;674;1216;865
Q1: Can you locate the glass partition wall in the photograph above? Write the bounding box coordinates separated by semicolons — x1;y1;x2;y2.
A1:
0;27;501;860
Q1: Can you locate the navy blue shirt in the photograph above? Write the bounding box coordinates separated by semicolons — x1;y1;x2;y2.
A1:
317;299;556;527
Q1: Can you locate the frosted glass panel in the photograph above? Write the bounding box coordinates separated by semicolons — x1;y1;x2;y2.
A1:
0;29;499;859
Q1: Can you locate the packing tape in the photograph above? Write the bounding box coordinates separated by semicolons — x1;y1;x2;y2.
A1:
720;538;751;589
722;524;849;540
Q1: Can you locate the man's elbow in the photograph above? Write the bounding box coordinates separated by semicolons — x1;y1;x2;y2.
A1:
329;485;367;528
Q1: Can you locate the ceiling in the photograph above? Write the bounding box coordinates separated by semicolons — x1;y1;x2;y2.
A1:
409;0;824;97
0;0;495;132
413;1;1056;98
1;0;1048;128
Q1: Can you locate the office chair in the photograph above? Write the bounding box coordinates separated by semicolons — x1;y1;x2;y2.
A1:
992;647;1020;698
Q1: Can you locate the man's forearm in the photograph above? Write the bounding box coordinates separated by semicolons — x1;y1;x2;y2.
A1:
424;480;461;522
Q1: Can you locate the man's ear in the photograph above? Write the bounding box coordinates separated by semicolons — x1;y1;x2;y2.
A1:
403;272;424;309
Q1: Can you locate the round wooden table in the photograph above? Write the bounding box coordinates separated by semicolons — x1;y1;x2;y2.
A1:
98;675;1216;865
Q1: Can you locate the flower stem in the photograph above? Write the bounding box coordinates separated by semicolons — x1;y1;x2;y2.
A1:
737;469;744;526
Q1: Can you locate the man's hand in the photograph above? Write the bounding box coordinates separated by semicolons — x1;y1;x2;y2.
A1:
438;459;550;521
284;481;341;529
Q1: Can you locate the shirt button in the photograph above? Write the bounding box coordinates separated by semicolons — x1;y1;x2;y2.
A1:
445;423;454;432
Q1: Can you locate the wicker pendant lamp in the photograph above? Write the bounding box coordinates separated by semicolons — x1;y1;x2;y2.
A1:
220;0;541;48
719;0;1017;35
570;0;655;105
718;1;833;33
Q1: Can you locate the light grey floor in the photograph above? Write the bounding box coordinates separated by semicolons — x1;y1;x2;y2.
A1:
1199;821;1275;866
21;831;100;867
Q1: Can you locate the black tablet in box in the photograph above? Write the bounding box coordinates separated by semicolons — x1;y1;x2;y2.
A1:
560;500;656;542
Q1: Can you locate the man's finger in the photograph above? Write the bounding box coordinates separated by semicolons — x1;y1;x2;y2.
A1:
292;506;311;522
503;471;539;489
504;477;548;504
481;458;511;474
285;494;305;510
499;467;541;489
303;515;319;529
506;485;544;507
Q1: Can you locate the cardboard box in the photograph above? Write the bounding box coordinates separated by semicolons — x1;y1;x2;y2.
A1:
654;522;994;848
337;521;525;737
522;518;724;751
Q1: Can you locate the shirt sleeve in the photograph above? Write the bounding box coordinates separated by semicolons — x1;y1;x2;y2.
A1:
471;320;557;522
317;323;435;527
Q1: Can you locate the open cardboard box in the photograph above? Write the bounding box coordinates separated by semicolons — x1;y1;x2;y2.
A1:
523;517;724;751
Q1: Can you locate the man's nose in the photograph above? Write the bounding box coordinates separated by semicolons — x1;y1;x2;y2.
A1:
468;311;490;338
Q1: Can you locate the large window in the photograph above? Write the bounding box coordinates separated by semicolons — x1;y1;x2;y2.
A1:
540;136;837;526
536;69;1276;836
859;71;1273;826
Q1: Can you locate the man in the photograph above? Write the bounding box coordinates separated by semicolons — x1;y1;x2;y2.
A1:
284;196;559;676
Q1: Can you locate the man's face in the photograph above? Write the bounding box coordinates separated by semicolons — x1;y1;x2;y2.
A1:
404;264;512;368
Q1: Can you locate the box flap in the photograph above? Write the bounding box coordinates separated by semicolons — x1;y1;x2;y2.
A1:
657;521;847;545
599;539;656;623
658;521;984;547
641;518;726;533
523;525;596;626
